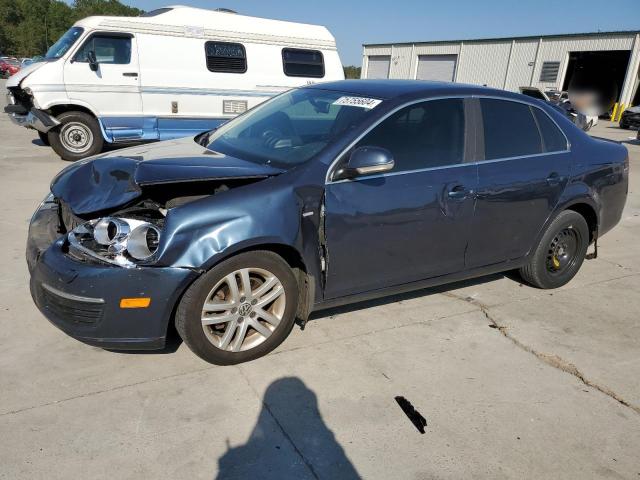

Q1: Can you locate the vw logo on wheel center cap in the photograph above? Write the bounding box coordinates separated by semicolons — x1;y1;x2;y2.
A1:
238;302;252;316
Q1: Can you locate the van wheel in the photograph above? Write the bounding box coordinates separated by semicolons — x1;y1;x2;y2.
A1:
37;131;50;146
48;111;103;161
519;210;589;289
176;251;299;365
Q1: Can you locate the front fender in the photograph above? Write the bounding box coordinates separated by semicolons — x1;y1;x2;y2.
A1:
155;178;305;270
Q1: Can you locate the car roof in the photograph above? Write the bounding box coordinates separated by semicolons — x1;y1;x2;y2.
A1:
307;79;529;102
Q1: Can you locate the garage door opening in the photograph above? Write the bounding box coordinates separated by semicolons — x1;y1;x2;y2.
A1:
562;50;631;114
416;54;457;82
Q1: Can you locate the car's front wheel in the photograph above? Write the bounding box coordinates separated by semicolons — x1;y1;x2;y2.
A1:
48;111;104;161
176;251;299;365
519;210;589;289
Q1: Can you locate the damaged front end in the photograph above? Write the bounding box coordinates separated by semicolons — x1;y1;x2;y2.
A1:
30;140;285;271
26;144;289;350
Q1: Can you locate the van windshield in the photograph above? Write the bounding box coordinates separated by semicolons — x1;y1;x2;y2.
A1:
45;27;84;60
204;88;380;168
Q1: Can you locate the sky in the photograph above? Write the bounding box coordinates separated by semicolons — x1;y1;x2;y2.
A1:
111;0;640;66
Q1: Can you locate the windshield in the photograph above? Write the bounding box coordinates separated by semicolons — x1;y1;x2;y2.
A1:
204;89;381;168
45;27;84;60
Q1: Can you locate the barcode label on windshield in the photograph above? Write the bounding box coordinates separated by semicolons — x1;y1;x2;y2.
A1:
333;96;382;109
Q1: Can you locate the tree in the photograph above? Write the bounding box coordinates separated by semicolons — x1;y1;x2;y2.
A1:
343;65;362;79
0;0;141;57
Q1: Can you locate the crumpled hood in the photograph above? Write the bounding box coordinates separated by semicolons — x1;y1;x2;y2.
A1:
6;61;45;88
51;137;284;215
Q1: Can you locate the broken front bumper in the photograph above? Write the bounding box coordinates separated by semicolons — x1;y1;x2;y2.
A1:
5;107;60;133
27;198;199;350
4;93;60;133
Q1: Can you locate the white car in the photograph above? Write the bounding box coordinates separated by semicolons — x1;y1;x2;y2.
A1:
4;6;344;160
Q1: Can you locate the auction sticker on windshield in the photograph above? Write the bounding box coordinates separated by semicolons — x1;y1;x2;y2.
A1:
333;96;382;109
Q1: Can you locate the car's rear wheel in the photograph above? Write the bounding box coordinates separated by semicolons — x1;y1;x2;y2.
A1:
48;111;103;161
519;210;589;289
176;251;299;365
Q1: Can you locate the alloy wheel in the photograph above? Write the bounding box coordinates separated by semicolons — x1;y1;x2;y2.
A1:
200;268;286;352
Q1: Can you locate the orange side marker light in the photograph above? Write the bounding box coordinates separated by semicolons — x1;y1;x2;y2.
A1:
120;297;151;309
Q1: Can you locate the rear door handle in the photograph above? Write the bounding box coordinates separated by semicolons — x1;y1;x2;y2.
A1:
546;172;563;185
122;72;138;77
447;184;471;200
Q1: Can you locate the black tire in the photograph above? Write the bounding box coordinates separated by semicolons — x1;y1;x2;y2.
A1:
48;111;103;161
519;210;589;289
37;131;50;146
176;251;299;365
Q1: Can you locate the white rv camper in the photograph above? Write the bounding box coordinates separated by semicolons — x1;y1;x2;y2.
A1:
4;6;344;160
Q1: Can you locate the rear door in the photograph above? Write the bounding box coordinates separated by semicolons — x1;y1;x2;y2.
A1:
64;32;142;118
466;98;571;268
324;98;477;299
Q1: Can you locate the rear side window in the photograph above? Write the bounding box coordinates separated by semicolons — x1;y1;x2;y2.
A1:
205;42;247;73
356;98;466;172
282;48;324;78
74;35;131;64
480;99;542;160
532;108;568;152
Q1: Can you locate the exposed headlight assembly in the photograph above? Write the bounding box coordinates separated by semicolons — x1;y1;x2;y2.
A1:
68;217;162;267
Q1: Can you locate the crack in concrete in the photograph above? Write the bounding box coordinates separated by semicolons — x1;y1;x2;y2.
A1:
442;291;640;415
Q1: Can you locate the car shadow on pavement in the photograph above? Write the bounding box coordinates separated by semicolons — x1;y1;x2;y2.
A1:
310;272;509;320
215;377;361;480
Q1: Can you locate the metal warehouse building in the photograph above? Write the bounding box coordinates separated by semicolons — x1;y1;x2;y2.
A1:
362;31;640;107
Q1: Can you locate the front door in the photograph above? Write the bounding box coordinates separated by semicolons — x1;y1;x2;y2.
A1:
466;98;571;268
64;32;142;133
324;98;477;299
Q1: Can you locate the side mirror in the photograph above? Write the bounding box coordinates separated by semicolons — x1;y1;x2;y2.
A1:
334;146;395;180
87;51;98;71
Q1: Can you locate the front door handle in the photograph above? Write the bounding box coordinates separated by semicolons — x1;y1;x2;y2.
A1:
447;185;471;200
122;72;138;77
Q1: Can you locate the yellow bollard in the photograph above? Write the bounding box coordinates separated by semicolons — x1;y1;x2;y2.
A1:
611;103;619;121
616;104;626;122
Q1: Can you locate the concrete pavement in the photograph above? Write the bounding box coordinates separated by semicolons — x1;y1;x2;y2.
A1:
1;80;639;479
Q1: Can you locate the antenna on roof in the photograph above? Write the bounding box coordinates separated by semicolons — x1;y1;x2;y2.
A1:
214;8;237;14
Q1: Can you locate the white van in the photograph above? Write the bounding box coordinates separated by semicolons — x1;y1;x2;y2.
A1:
4;6;344;160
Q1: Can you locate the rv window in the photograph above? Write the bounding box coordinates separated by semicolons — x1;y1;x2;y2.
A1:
282;48;324;78
205;42;247;73
74;35;131;64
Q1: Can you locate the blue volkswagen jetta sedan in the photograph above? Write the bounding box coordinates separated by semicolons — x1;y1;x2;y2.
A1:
27;80;629;365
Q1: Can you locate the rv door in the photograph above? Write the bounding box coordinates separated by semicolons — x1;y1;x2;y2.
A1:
64;32;142;130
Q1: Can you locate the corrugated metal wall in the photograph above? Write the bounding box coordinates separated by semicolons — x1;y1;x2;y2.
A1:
362;33;640;103
504;40;539;91
455;41;512;88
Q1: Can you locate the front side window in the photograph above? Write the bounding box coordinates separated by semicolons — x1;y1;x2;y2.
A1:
354;99;466;172
204;89;377;168
205;42;246;73
480;99;542;160
282;48;324;78
74;35;131;64
45;27;84;60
